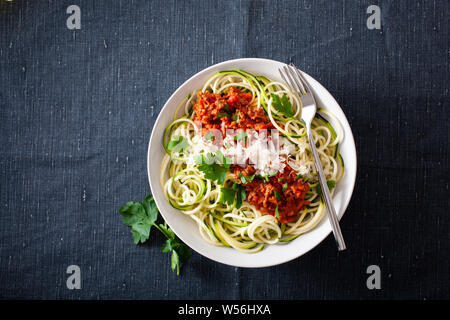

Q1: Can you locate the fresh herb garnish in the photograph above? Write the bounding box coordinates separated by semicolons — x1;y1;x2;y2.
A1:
216;112;229;118
275;205;280;220
268;170;278;177
282;182;288;191
316;180;337;196
219;187;237;205
271;93;293;117
234;183;246;209
295;174;309;182
223;104;232;113
167;135;189;153
238;173;254;185
215;150;230;166
259;171;276;183
197;151;231;185
219;184;246;209
119;194;192;275
119;194;158;244
203;152;216;164
234;131;248;142
232;111;240;123
274;190;281;200
193;154;203;164
327;180;336;189
204;132;214;141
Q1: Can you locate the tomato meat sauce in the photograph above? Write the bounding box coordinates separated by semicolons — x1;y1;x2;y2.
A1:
192;86;310;223
233;165;309;223
192;87;274;134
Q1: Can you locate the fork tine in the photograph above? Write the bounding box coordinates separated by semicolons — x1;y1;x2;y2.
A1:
286;64;307;95
283;65;304;94
278;67;291;91
290;63;311;94
279;66;298;94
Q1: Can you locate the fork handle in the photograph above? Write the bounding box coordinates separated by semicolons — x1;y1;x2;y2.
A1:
307;130;347;251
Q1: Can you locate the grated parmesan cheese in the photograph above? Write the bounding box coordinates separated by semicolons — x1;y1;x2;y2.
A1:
186;132;310;177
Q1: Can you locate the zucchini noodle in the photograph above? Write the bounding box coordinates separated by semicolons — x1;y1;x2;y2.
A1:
160;70;344;253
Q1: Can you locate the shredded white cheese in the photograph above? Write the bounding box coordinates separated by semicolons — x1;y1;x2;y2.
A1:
186;132;310;177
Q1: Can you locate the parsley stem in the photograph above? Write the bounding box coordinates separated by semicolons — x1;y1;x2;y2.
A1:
154;223;171;239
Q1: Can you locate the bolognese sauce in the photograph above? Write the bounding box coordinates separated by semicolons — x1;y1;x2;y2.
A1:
192;86;310;223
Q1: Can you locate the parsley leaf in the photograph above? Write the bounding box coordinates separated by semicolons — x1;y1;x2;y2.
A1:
203;152;216;165
215;150;231;168
197;151;231;185
119;195;192;276
204;132;214;141
198;161;228;185
246;174;255;183
158;223;175;239
316;180;337;197
271;93;293;117
160;225;192;275
219;187;236;205
259;171;277;182
327;180;337;190
239;173;255;184
275;205;280;220
167;135;189;153
235;184;246;209
295;174;309;182
232;111;240;123
282;182;288;191
119;195;157;244
259;174;269;183
274;190;281;200
193;154;203;164
220;184;246;209
171;250;180;274
216;112;229;118
234;132;248;142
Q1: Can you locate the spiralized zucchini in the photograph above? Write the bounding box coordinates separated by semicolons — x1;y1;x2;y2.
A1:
160;70;344;253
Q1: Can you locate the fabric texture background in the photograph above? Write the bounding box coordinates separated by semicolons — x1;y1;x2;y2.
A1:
0;0;448;299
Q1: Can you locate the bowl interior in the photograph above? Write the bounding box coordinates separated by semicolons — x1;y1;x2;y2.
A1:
147;58;357;268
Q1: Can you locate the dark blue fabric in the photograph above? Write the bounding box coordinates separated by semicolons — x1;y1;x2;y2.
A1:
0;0;448;299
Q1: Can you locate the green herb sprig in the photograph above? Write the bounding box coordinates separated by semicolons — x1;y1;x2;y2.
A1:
271;93;293;117
119;194;192;275
316;180;337;197
197;151;232;185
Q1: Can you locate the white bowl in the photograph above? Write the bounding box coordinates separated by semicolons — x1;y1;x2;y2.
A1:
147;58;357;268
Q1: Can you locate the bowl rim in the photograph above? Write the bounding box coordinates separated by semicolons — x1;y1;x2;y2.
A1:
147;57;357;268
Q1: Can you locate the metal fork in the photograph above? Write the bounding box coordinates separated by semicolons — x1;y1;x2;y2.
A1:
279;63;346;251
